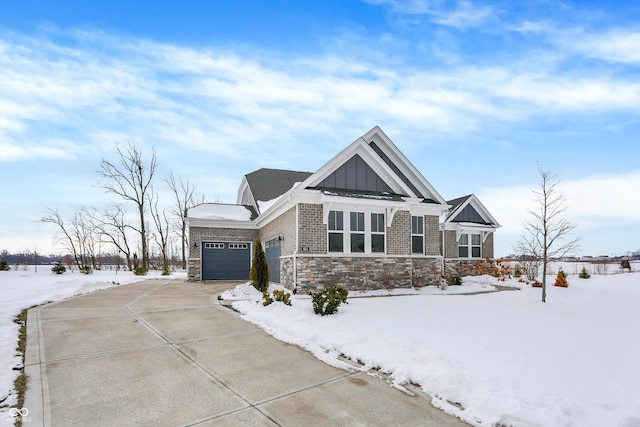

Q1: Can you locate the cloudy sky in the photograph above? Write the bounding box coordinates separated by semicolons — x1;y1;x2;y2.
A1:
1;0;638;257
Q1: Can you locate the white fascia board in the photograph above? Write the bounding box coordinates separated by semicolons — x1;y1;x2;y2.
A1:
236;176;258;212
441;221;499;232
468;195;501;227
410;201;451;217
187;217;258;230
299;137;417;198
365;128;448;205
255;188;320;228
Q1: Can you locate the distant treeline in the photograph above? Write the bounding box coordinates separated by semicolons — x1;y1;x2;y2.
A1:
0;250;124;267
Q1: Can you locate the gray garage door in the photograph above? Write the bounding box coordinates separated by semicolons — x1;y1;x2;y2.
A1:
265;238;281;283
202;242;251;280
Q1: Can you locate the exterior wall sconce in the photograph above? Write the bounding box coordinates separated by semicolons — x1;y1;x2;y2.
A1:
193;242;198;248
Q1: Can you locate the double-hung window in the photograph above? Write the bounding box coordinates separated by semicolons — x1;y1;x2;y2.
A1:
458;233;482;258
350;212;365;253
471;233;482;257
411;216;424;254
328;211;344;252
370;213;385;253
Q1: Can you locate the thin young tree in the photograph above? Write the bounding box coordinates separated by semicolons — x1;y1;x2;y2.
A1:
150;190;171;274
518;166;579;302
165;173;204;270
98;142;156;270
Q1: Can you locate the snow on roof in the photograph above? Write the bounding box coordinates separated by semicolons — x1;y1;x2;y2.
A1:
188;204;254;221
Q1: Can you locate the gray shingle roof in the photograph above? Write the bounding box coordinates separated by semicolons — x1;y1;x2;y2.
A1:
245;168;313;202
447;195;472;214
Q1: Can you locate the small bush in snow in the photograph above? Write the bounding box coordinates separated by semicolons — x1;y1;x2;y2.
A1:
51;261;66;274
133;267;147;276
554;270;569;287
531;280;543;288
579;267;591;279
80;265;93;275
273;289;292;306
447;275;463;286
262;289;292;306
262;291;274;306
311;286;348;316
0;257;10;271
513;264;522;278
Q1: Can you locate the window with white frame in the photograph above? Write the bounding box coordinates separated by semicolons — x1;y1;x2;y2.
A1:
328;210;344;252
471;233;482;257
371;213;385;253
458;233;482;258
327;210;386;254
411;216;424;254
350;211;365;253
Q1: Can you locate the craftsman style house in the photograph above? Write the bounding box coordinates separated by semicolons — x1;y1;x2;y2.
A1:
187;126;500;291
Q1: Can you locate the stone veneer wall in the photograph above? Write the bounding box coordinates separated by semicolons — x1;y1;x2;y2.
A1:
188;226;259;281
289;256;441;292
259;207;296;256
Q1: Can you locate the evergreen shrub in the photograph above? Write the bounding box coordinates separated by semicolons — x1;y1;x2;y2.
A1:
51;261;66;274
250;238;269;292
0;257;10;271
311;286;348;316
579;267;591;279
133;267;148;276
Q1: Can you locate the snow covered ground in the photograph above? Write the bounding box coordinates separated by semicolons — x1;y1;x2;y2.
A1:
0;267;186;414
229;265;640;427
1;262;637;427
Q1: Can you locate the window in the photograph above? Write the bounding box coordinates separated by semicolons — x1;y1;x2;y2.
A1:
229;243;248;249
471;233;482;258
328;210;344;252
371;213;385;253
411;216;424;254
350;211;365;253
458;233;481;258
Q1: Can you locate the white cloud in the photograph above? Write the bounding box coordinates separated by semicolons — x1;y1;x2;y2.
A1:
366;0;494;28
479;171;640;240
2;26;638;167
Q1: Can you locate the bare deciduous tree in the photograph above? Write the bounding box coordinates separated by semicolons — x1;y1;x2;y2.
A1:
40;207;92;270
165;173;203;269
98;142;156;270
518;166;580;302
91;204;134;271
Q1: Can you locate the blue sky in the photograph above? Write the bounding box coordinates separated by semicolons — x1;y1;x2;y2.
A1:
1;0;638;257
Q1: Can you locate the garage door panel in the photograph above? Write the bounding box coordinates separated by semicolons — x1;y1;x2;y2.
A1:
202;242;250;280
265;238;281;284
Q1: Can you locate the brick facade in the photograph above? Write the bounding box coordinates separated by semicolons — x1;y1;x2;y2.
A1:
298;203;326;254
424;215;440;256
387;210;411;255
259;207;296;256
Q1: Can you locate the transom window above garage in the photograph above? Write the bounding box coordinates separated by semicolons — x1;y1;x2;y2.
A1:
229;243;249;249
204;242;224;249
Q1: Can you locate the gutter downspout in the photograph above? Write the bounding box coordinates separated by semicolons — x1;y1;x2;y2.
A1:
293;203;299;292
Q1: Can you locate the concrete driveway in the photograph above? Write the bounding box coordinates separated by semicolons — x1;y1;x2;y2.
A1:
23;279;466;426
